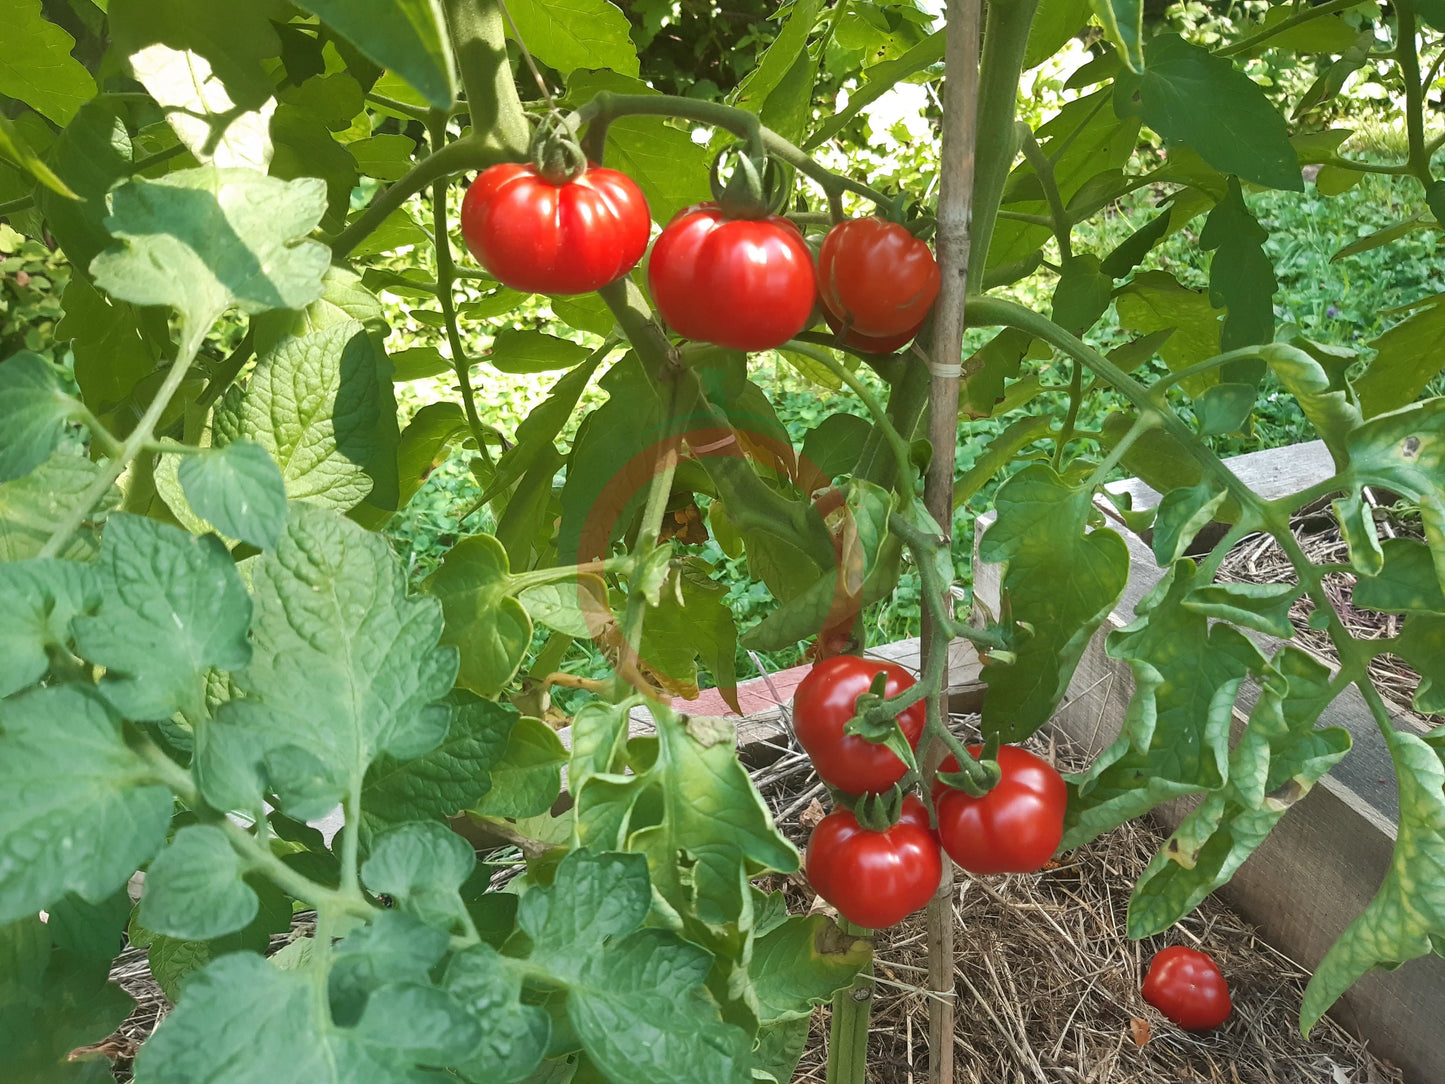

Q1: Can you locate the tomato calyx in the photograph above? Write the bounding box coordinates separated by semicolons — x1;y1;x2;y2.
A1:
843;688;921;778
934;747;1002;798
709;145;790;220
530;113;588;185
839;784;908;833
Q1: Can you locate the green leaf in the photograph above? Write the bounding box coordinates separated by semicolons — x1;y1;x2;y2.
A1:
424;534;533;698
39;101;134;276
1089;0;1145;73
1128;647;1348;938
0;0;97;124
0;685;172;923
361;692;518;836
348;133;418;181
90;166;331;329
215;320;391;512
1332;493;1384;577
566;72;710;223
72;514;252;722
1354;297;1445;418
136;951;450;1081
0;913;135;1081
328;910;450;1025
1301;727;1445;1031
0;112;77;197
639;557;740;712
1181;581;1300;638
959;328;1033;419
798;413;871;493
197;504;456;812
471;715;567;819
490;329;594;374
1114;270;1222;395
1156;482;1225;569
506;0;639;76
1345;398;1445;595
1261;340;1361;467
1199;176;1276;353
0;558;98;698
978;465;1130;742
443;942;551;1082
732;0;822;142
1393;615;1445;713
0;451;117;562
56;274;162;434
361;821;476;931
292;0;456;107
1064;562;1267;848
1353;539;1445;615
953;415;1054;507
269;103;358;234
390;401;471;510
0;352;77;483
127;44;274;171
1194;382;1256;436
1050;254;1113;335
804;31;945;150
1027;0;1093;70
139;825;259;941
508;848;753;1082
574;709;799;927
1119;34;1301;191
752;1018;811;1084
1100;208;1170;280
176;439;288;549
748;913;870;1024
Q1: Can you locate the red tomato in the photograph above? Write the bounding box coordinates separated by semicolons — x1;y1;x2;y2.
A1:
932;745;1066;874
817;217;940;338
821;306;925;354
459;163;651;295
647;203;816;351
805;795;942;929
793;655;925;795
1141;946;1232;1031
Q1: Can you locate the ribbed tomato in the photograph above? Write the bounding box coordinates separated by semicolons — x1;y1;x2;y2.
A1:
793;655;925;795
821;306;925;354
817;217;940;337
459;163;651;295
805;795;942;929
647;203;816;351
932;745;1066;874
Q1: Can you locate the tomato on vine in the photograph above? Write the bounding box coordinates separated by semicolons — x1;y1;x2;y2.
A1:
817;216;940;338
1141;946;1232;1031
805;795;942;929
459;162;651;295
932;745;1066;874
793;655;925;795
647;203;816;351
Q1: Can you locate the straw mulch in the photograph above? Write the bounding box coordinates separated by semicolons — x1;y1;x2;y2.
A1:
748;725;1405;1084
1214;495;1436;731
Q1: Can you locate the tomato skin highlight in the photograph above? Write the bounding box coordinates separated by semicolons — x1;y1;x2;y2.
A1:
1141;946;1232;1031
459;163;651;295
647;203;817;351
806;795;943;929
931;745;1066;874
793;656;926;795
817;217;940;338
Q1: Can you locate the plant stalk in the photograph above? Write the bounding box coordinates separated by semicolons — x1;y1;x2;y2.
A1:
827;923;874;1084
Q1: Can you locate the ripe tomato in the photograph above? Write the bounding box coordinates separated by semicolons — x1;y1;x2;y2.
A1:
459;163;651;295
647;203;816;351
1141;946;1232;1031
932;745;1066;874
793;656;925;795
806;795;942;929
817;217;940;338
821;306;925;354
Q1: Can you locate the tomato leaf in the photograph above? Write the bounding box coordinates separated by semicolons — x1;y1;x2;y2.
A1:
1128;647;1348;938
140;825;260;942
0;351;79;484
1301;727;1445;1032
0;0;97;125
1088;0;1145;74
748;912;872;1023
291;0;456;107
0;558;97;698
1353;538;1445;616
1064;561;1268;848
1114;271;1223;395
978;464;1130;743
423;534;533;698
362;821;476;932
0;685;173;924
1199;176;1276;355
506;0;639;77
0;451;118;562
175;439;288;550
489;329;593;374
441;942;551;1081
1353;296;1445;418
639;557;741;712
470;715;567;819
196;504;456;812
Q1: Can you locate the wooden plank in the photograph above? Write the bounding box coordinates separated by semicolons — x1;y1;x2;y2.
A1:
972;440;1445;1082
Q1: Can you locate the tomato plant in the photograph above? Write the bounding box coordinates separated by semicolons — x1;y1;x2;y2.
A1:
806;795;942;930
817;217;939;337
793;655;926;795
647;203;816;351
459;162;651;294
1141;946;1233;1031
931;746;1066;875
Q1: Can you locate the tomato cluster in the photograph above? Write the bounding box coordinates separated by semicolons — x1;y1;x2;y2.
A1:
459;161;938;353
793;656;1068;930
